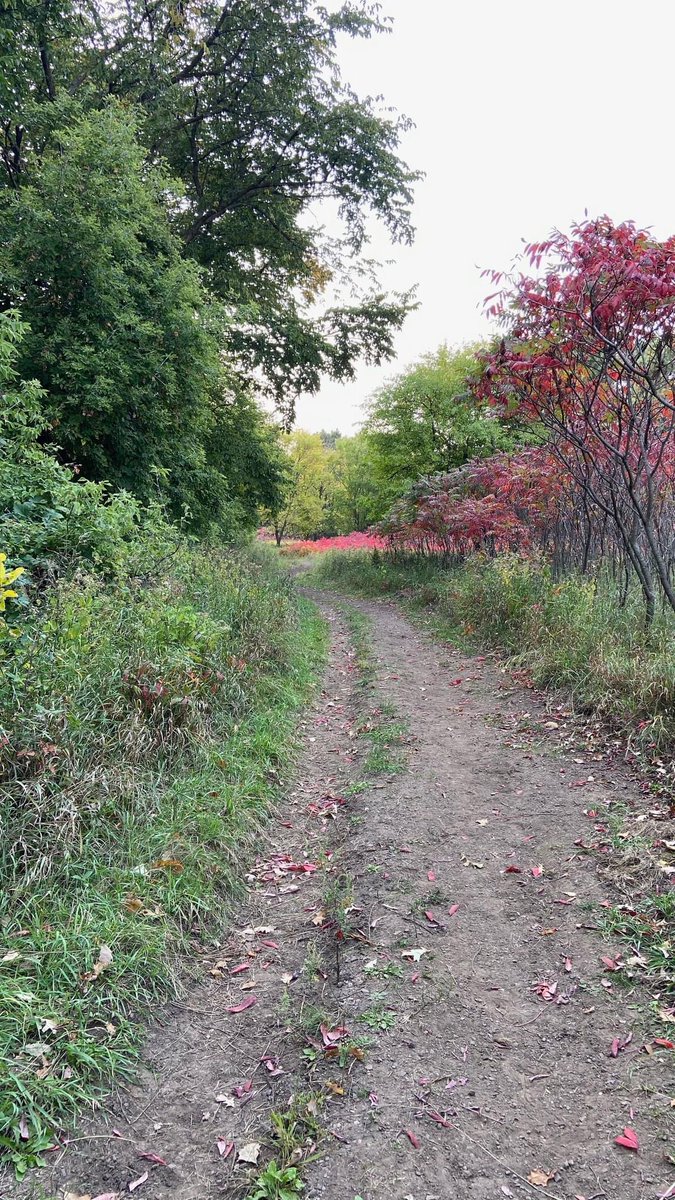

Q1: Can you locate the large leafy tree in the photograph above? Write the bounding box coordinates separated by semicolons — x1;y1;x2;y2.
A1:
1;1;418;417
0;102;283;530
363;345;520;508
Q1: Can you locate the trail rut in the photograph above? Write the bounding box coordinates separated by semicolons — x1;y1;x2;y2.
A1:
11;589;673;1200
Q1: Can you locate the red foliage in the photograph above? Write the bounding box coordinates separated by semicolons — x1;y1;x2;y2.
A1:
276;532;386;555
477;216;675;616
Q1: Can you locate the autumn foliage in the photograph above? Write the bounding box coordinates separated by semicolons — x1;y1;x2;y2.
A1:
381;218;675;625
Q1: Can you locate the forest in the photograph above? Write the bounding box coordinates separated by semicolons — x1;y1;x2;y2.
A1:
0;2;673;1197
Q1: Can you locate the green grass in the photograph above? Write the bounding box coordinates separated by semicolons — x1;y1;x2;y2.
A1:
0;549;327;1177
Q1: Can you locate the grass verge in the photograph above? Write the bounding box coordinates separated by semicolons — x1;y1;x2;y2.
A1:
0;549;327;1178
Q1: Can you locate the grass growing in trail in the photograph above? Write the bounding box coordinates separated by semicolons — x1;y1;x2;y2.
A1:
313;550;675;1011
0;549;327;1177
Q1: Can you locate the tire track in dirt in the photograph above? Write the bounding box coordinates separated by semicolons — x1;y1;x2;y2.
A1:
304;592;672;1200
7;590;672;1200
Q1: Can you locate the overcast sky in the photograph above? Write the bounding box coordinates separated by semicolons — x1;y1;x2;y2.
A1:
294;0;675;434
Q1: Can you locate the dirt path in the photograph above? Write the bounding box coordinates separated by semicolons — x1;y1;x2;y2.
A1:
10;590;672;1200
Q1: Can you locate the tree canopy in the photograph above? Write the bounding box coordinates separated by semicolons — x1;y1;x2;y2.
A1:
2;0;418;416
363;344;521;509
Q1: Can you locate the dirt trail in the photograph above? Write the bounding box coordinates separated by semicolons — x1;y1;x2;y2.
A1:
10;589;672;1200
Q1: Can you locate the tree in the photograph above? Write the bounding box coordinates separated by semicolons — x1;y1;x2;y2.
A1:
364;344;520;509
480;217;675;624
0;103;281;532
2;1;419;416
326;433;382;532
268;431;330;543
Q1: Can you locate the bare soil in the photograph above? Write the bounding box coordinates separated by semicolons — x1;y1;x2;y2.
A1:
6;590;673;1200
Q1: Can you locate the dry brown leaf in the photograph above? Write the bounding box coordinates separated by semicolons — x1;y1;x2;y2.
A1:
527;1169;554;1187
237;1142;261;1165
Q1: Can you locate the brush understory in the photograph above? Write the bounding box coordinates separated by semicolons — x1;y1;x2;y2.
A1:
311;550;675;1007
0;548;327;1179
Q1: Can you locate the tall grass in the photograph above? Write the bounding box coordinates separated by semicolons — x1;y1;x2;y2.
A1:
0;548;327;1176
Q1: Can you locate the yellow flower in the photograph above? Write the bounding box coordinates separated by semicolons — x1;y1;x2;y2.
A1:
0;552;24;613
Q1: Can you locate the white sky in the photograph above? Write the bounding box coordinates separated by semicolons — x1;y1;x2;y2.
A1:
294;0;675;434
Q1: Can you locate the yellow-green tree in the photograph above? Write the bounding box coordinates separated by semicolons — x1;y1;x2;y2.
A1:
269;431;331;543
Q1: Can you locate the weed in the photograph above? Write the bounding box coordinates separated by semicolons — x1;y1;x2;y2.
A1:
248;1160;304;1200
360;998;396;1032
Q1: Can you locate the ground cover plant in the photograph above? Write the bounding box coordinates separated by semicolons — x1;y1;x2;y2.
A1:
0;543;326;1177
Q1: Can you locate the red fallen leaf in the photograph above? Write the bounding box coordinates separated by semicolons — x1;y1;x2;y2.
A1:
259;939;279;949
399;846;412;853
233;1080;253;1097
653;1038;674;1049
279;820;293;828
411;971;420;983
504;865;522;874
601;955;622;971
424;910;437;924
449;678;463;686
138;1152;167;1166
427;1110;451;1128
427;870;436;881
230;963;250;975
614;1127;639;1152
128;1171;149;1192
554;897;574;905
227;996;257;1013
287;862;318;873
448;904;460;917
320;1023;349;1046
404;1129;420;1148
571;779;588;788
216;1139;234;1158
531;865;543;878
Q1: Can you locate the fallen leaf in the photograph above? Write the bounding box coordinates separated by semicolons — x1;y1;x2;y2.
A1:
280;972;294;985
259;939;279;949
427;870;436;881
2;950;22;962
527;1168;554;1186
237;1142;261;1165
461;854;484;869
122;896;144;913
128;1172;148;1193
654;1038;674;1049
229;963;250;976
448;904;460;917
476;818;489;826
216;1139;234;1158
227;996;257;1014
531;865;544;878
404;1129;420;1148
138;1152;166;1166
563;957;572;973
424;910;437;924
601;955;622;972
401;948;429;962
614;1127;639;1152
324;1079;344;1095
504;865;522;874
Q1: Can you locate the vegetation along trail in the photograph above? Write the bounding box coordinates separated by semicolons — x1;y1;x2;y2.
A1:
15;581;673;1200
